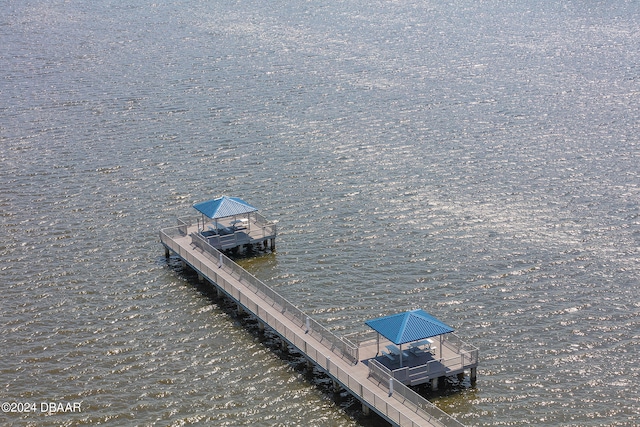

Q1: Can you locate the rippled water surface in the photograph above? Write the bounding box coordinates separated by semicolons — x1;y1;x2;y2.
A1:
1;0;639;426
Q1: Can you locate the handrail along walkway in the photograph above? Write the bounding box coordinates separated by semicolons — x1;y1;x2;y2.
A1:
160;223;467;427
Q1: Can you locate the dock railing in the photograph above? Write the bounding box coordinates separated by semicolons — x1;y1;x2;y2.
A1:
178;214;277;240
160;225;358;365
252;211;277;239
367;359;466;427
441;334;479;366
176;216;194;236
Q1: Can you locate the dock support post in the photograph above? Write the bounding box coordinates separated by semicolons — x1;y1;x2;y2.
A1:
164;247;170;258
362;404;370;416
197;273;204;282
431;377;439;391
332;380;341;393
270;238;275;251
470;367;477;385
258;321;265;333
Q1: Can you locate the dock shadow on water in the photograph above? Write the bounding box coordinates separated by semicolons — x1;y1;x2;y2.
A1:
412;374;478;400
162;254;390;427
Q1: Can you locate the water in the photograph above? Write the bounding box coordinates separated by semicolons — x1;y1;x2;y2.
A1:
1;0;639;425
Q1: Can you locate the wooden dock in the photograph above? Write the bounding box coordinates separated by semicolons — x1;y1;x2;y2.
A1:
160;219;477;427
191;212;277;253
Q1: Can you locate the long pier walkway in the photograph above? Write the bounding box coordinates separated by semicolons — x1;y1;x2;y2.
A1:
160;220;472;427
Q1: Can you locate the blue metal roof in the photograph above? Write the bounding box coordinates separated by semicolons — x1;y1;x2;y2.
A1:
193;196;258;219
365;309;454;345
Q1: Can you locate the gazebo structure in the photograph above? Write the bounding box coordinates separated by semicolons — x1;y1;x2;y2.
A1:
365;309;454;368
194;196;258;231
189;196;277;253
359;309;478;387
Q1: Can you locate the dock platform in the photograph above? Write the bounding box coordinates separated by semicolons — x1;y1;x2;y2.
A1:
190;212;276;253
160;219;477;427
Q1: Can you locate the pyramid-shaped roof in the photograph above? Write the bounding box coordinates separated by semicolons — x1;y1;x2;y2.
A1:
193;196;258;219
365;309;454;345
